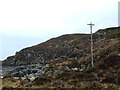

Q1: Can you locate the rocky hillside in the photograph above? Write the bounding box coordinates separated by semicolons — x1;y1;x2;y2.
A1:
2;26;120;89
2;27;120;66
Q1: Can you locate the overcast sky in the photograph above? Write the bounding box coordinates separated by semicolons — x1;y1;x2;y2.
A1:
0;0;119;60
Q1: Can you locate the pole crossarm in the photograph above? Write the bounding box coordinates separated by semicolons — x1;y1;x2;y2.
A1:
87;22;95;26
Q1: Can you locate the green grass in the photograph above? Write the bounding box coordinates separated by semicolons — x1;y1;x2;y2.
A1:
2;77;21;88
98;38;105;42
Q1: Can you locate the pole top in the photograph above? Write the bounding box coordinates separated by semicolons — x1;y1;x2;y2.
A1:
87;22;95;26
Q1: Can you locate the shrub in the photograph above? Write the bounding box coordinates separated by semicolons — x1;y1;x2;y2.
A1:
1;86;14;90
101;76;115;83
106;31;120;39
33;76;51;85
104;55;120;67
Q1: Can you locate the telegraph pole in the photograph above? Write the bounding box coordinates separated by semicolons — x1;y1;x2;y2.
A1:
87;22;95;67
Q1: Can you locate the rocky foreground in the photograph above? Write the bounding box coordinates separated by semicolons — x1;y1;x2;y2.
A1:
2;27;120;89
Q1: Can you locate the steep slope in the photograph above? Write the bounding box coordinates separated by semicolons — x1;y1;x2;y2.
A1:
2;34;89;65
2;26;120;89
2;27;120;66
